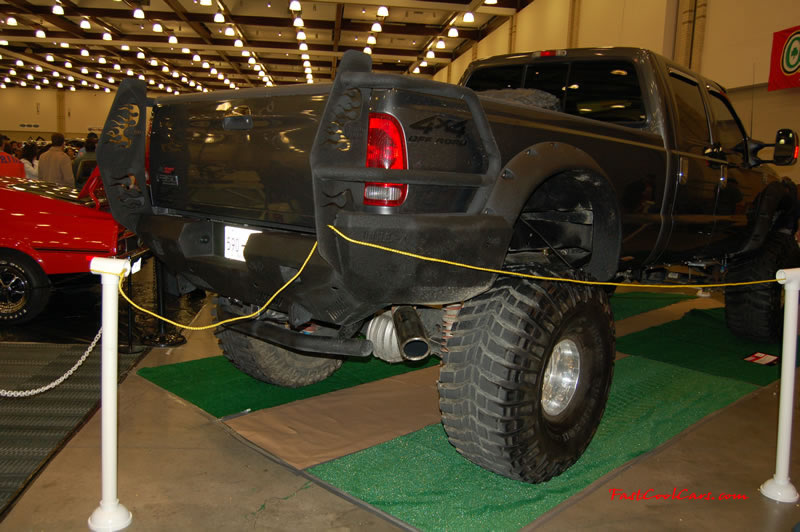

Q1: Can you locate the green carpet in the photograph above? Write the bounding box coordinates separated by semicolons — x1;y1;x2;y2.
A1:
309;356;756;531
609;291;696;321
137;355;439;418
616;308;788;386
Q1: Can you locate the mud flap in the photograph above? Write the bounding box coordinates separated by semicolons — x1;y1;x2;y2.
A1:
96;78;153;232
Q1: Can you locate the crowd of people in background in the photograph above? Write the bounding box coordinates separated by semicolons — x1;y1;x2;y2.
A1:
0;132;99;189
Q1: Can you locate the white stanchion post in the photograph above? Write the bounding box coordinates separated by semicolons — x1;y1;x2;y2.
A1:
88;257;133;531
760;268;800;503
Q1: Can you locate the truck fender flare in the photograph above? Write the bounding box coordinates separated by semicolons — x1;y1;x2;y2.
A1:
737;178;799;255
484;142;622;281
0;243;47;275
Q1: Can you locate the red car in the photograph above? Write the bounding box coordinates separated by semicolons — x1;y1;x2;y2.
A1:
0;172;139;323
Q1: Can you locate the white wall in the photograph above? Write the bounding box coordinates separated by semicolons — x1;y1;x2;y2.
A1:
64;91;116;135
514;0;571;52
701;0;800;89
575;0;675;54
0;87;59;140
476;20;512;60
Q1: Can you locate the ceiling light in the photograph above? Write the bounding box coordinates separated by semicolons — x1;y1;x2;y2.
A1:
139;74;145;80
150;58;158;66
189;80;195;86
181;76;188;82
153;22;163;32
26;73;33;80
158;83;163;89
46;54;54;62
248;57;256;64
81;49;90;56
296;30;306;40
127;69;134;76
52;4;64;16
200;0;212;5
98;57;107;64
35;65;43;72
162;66;169;72
67;75;74;81
289;0;302;12
103;32;112;41
234;39;243;47
463;12;474;23
448;27;459;38
121;44;130;51
202;61;210;68
363;46;372;55
293;17;304;27
2;77;8;83
193;54;201;62
181;48;190;54
426;50;435;59
6;17;17;26
306;73;313;79
148;79;154;85
35;84;41;90
242;50;250;56
436;38;446;49
484;0;497;4
413;67;420;74
36;29;46;39
81;67;88;74
255;65;262;71
81;80;87;85
223;78;230;85
137;51;145;59
304;67;312;73
168;35;178;44
217;73;224;80
210;67;217;74
172;72;178;78
133;7;145;19
107;76;114;83
224;26;235;36
267;80;273;87
367;34;376;45
19;81;26;86
52;71;59;77
57;81;63;88
299;42;308;51
80;19;91;30
302;60;310;67
166;86;172;92
214;11;225;23
0;40;7;45
371;22;382;33
70;86;75;91
113;63;121;70
64;61;72;68
420;60;427;67
377;6;389;17
301;53;310;60
95;72;102;79
15;60;23;66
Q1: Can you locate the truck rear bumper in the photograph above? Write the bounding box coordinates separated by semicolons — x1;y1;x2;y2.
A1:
136;211;510;325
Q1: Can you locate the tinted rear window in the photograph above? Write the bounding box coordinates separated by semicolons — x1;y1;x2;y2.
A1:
465;65;524;91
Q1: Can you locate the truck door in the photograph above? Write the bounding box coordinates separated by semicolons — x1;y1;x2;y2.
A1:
661;70;721;261
704;88;765;255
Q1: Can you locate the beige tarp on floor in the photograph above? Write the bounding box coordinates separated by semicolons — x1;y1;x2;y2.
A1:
225;366;442;469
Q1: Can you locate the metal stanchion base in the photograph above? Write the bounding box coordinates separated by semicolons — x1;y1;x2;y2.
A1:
118;344;147;354
140;332;187;347
760;478;799;503
88;500;132;531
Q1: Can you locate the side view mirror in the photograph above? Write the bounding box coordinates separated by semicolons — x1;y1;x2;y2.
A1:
747;128;798;167
773;129;798;166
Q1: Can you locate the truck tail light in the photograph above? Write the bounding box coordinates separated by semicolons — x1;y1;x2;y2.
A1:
366;112;407;170
364;182;407;206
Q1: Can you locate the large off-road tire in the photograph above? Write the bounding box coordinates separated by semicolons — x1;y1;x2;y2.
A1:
439;269;615;483
0;250;51;324
215;303;343;388
725;232;800;342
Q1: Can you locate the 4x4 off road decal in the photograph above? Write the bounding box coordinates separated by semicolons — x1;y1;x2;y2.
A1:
408;116;468;145
105;103;141;149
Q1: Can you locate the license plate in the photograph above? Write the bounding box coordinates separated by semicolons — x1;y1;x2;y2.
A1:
224;226;261;262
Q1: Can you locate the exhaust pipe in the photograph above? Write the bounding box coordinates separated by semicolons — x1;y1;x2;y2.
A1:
392;306;431;361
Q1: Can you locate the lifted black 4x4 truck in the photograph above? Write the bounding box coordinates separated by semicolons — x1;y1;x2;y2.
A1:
98;48;798;483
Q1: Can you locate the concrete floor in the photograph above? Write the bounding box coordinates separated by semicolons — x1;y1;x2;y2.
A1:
2;292;800;531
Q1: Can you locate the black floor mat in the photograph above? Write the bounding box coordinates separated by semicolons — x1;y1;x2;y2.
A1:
0;342;145;517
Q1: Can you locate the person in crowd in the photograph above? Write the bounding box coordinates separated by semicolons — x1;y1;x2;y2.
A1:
0;149;25;179
37;133;74;187
4;140;19;155
77;132;98;157
20;143;38;180
72;137;97;189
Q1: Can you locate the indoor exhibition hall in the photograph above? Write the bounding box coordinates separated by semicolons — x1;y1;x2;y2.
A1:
1;0;800;530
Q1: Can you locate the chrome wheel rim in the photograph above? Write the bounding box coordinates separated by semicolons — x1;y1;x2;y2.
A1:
541;338;581;417
0;264;28;315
